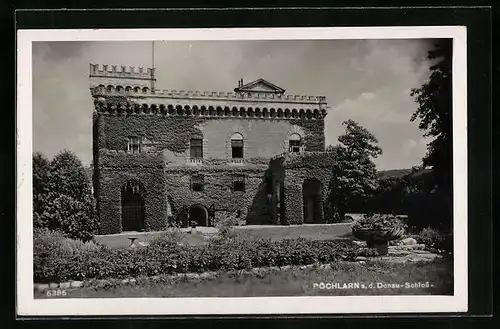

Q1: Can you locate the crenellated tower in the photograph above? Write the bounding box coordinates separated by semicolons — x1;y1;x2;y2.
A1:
89;63;156;91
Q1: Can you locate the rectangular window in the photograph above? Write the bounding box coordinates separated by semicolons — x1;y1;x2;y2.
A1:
128;136;142;154
231;139;244;158
233;175;245;192
191;175;204;192
289;140;301;153
190;138;203;159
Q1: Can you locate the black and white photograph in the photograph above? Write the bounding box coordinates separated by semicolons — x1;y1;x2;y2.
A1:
16;27;468;315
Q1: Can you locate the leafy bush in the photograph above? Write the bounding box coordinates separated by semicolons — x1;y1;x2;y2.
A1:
150;228;185;246
354;247;380;258
352;213;407;232
213;213;240;242
414;227;451;251
32;150;98;242
45;194;98;242
33;231;359;283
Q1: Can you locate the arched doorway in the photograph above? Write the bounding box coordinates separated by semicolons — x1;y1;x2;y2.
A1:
188;204;209;227
302;178;323;224
121;180;145;232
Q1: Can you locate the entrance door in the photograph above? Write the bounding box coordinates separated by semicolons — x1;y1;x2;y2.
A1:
302;178;323;223
121;180;145;231
188;204;209;226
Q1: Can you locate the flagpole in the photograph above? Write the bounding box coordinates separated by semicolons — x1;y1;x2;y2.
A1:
151;41;155;90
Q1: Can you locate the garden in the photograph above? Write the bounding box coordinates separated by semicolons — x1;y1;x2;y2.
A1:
33;211;453;298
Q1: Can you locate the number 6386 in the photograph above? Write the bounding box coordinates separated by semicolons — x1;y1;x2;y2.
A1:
46;289;67;297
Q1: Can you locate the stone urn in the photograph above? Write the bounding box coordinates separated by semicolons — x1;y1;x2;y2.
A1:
352;214;406;255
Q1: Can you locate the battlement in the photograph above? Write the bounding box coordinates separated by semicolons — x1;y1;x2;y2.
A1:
90;84;327;104
89;63;155;79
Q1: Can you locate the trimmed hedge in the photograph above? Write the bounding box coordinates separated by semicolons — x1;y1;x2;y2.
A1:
33;230;359;283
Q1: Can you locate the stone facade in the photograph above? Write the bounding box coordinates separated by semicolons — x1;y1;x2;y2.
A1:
90;64;335;234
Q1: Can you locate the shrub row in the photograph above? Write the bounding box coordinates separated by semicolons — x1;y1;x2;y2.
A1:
33;230;359;283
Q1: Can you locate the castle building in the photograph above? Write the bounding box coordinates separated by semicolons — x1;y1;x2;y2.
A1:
90;64;336;234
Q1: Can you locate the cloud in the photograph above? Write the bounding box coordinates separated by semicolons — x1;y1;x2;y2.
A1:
32;39;436;170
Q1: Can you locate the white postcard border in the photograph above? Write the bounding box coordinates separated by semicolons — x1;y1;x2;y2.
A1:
16;26;468;316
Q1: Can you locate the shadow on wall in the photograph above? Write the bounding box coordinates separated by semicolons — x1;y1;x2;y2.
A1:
246;170;274;225
302;177;324;224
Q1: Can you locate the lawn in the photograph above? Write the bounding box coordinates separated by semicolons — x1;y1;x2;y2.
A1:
94;229;208;248
36;258;453;298
94;223;353;249
234;223;353;241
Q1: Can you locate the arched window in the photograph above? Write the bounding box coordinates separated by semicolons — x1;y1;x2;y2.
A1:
231;133;244;159
289;133;302;153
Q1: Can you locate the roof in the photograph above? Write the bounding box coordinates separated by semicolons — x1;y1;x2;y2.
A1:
234;78;286;94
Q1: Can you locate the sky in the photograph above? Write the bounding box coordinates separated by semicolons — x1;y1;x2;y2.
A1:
32;39;437;170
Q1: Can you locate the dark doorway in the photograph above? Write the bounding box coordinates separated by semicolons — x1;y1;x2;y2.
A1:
302;178;323;224
121;180;145;231
188;204;209;226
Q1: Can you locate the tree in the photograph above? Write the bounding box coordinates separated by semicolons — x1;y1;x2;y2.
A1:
410;39;452;193
44;150;98;241
33;152;51;228
327;120;382;221
410;39;453;231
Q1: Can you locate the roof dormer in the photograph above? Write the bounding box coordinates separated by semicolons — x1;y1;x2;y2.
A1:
234;78;286;94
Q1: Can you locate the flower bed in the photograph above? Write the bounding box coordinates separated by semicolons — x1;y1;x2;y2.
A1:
34;230;359;283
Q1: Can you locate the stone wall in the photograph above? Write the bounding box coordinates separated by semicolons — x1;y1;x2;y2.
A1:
164;168;273;226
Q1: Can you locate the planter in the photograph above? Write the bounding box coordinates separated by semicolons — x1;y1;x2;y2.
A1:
352;227;405;256
352;227;404;242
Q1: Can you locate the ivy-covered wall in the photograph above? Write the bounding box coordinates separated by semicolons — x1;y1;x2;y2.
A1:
165;168;273;226
289;118;325;151
282;168;333;224
92;109;331;233
102;115;205;153
96;150;166;234
270;152;336;224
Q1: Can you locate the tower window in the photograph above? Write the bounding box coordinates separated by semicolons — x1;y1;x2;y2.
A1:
128;136;142;154
233;175;245;192
191;175;204;192
231;133;244;158
190;138;203;159
289;133;302;153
